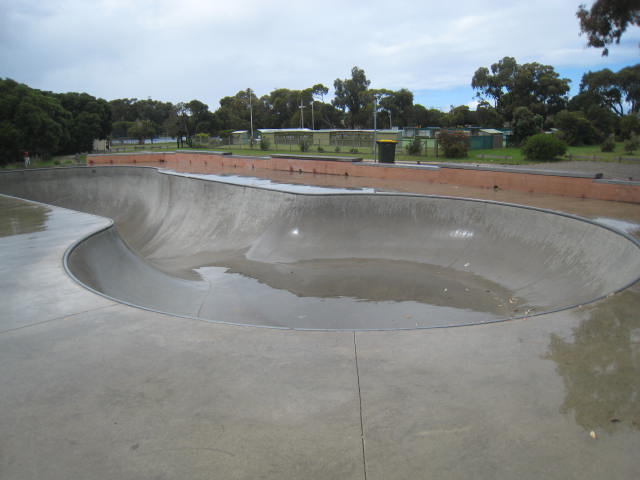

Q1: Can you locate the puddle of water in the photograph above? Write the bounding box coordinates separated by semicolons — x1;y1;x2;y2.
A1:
545;290;640;434
146;254;532;329
0;197;51;237
160;170;376;194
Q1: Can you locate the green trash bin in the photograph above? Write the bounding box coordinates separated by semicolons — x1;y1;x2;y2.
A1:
376;140;397;163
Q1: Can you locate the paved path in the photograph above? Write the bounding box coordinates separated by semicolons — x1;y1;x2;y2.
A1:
1;169;639;480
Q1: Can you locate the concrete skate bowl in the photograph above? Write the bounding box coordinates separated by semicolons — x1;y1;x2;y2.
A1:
1;166;639;330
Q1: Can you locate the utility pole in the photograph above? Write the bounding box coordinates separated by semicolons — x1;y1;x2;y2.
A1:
373;95;378;162
299;97;305;129
247;88;254;147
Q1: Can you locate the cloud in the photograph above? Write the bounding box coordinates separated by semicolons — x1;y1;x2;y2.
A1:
1;0;638;110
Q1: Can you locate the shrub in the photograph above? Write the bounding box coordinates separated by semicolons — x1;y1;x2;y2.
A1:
601;134;616;152
350;147;359;153
317;146;324;153
405;137;422;155
299;139;310;152
521;133;567;161
438;130;469;158
334;146;341;153
259;138;270;151
624;134;639;154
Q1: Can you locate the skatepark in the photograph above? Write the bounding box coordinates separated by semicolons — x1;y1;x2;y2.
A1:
1;158;639;479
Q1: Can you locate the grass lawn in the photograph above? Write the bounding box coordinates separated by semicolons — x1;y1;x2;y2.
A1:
1;154;86;170
194;142;640;165
4;142;638;170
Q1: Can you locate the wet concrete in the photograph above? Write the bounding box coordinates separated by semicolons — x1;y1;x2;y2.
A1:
1;166;639;479
0;196;51;237
2;166;638;330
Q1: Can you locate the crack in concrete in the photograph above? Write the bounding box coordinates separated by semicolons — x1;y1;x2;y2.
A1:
353;331;367;480
0;303;119;335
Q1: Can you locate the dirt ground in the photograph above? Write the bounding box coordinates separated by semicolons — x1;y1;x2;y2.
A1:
452;160;640;181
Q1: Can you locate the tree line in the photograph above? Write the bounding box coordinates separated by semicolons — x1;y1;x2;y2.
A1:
1;60;640;164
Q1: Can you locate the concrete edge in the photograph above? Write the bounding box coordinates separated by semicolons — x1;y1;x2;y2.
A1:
9;165;634;332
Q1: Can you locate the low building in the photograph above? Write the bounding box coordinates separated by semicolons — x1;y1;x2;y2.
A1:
258;128;313;147
231;130;250;145
256;128;400;150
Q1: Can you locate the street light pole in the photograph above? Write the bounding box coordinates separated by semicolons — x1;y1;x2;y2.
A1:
373;95;378;162
247;88;254;147
299;97;305;128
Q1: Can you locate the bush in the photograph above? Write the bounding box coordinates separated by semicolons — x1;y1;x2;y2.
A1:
334;146;341;153
601;134;616;152
299;139;310;152
259;138;270;151
350;147;359;153
521;133;567;161
624;134;639;154
405;137;422;155
317;146;324;153
438;130;469;158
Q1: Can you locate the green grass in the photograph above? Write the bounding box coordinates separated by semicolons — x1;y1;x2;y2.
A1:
1;154;85;170
562;144;640;162
4;142;637;170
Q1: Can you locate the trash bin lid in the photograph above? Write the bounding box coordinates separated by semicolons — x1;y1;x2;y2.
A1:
376;139;397;144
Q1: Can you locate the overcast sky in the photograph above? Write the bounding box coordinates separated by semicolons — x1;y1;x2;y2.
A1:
1;0;639;111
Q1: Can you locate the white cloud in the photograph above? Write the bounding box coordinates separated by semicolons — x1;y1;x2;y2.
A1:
1;0;638;109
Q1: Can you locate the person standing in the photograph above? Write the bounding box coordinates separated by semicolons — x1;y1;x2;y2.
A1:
23;151;30;168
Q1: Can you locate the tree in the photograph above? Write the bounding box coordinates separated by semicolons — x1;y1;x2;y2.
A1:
55;92;111;152
333;66;371;128
262;88;303;128
512;106;543;144
127;120;155;144
446;105;476;127
471;57;570;121
378;88;414;128
579;65;640;117
619;114;640;139
412;105;446;127
109;98;174;137
311;84;329;103
580;68;625;116
111;120;134;138
475;101;504;128
577;1;640;56
553;110;599;145
0;78;72;162
617;64;640;113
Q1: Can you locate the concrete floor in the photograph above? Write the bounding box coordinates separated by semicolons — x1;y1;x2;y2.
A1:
1;167;639;479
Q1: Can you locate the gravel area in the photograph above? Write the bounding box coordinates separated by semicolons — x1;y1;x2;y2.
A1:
421;160;640;181
523;160;640;181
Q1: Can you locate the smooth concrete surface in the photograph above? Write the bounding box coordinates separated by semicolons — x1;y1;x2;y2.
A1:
1;166;640;479
1;166;639;330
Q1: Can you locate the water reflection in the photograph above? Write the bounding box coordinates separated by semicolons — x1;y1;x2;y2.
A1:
545;291;640;433
0;197;51;237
